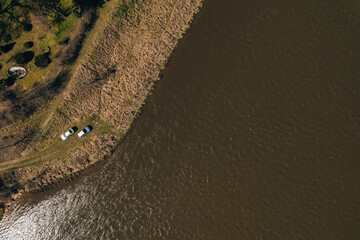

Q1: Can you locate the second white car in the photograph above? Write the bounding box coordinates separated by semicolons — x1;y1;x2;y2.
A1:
78;125;93;138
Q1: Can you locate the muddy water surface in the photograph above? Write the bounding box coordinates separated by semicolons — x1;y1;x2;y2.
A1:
0;0;359;239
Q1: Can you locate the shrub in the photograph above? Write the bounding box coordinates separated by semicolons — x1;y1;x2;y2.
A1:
72;7;82;17
35;54;50;68
23;41;34;48
14;53;26;64
63;37;70;44
74;0;104;8
1;77;15;87
22;51;35;63
22;23;33;32
0;42;16;53
2;34;12;42
14;51;34;64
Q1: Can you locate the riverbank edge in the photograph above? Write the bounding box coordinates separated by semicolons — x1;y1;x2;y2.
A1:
0;0;204;220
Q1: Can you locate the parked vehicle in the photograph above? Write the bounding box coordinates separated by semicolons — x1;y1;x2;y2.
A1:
78;125;93;138
61;127;76;140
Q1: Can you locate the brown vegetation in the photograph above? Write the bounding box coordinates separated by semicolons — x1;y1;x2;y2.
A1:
0;0;203;204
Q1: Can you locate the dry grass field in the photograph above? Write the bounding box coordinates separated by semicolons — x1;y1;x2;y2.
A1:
0;0;203;200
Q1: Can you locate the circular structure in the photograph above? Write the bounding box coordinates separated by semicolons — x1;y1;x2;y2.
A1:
8;66;27;78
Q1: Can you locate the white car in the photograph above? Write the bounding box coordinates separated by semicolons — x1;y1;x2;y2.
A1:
78;126;92;138
61;128;75;140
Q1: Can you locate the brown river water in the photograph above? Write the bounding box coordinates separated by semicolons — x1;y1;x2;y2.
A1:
1;0;359;239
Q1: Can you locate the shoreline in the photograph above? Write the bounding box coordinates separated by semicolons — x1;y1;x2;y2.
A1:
0;0;204;219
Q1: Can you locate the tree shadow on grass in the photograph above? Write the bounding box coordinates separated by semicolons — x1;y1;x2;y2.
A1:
22;51;35;63
75;0;105;9
23;41;34;48
0;77;16;91
50;70;68;93
5;77;16;87
22;23;33;32
0;42;16;53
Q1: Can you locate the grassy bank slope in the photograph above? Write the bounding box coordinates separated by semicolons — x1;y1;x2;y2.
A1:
0;0;203;200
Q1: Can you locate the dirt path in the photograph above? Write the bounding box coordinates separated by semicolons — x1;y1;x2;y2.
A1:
0;110;56;170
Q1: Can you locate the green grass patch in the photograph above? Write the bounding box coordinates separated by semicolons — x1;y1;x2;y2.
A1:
56;13;78;41
60;0;74;9
116;0;136;19
85;114;116;134
3;114;118;171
